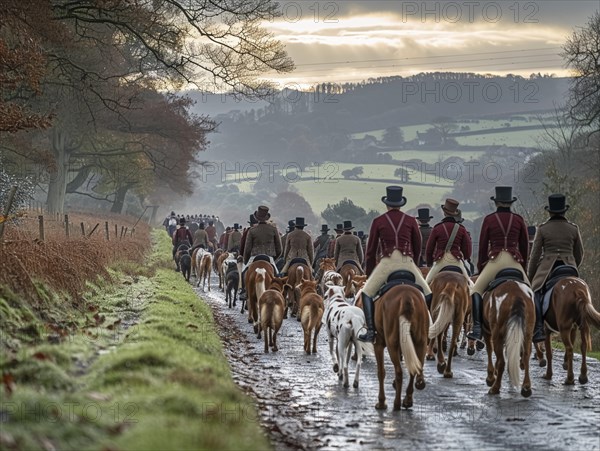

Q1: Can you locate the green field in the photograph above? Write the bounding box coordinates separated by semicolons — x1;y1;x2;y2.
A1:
383;149;485;163
454;128;546;147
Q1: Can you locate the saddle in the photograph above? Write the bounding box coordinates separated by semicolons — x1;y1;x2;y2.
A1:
485;268;525;293
341;259;362;270
253;254;271;263
544;265;579;293
289;257;309;267
439;265;463;275
376;270;424;298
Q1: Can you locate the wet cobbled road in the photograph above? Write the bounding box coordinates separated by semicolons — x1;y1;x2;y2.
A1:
195;279;600;451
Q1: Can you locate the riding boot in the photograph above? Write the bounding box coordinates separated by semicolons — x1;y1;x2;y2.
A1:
532;291;546;343
424;293;433;310
358;293;376;343
239;275;247;300
466;293;484;348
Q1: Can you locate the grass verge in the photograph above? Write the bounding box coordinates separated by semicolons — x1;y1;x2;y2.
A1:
1;230;270;450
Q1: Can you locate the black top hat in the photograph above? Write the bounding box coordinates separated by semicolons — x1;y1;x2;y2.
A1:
170;211;176;216
343;220;354;231
248;214;258;225
320;224;330;233
233;223;241;230
179;217;186;225
441;198;461;217
357;230;364;238
382;186;407;207
199;222;205;229
491;186;517;203
335;223;344;233
527;225;536;237
545;194;569;214
416;208;433;222
254;205;270;222
295;217;307;228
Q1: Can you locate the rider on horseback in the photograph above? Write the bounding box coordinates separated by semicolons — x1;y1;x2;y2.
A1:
527;194;584;343
172;217;193;271
467;186;531;345
424;199;473;298
281;217;313;275
416;208;433;267
239;206;282;300
358;186;432;343
312;224;331;274
334;220;364;272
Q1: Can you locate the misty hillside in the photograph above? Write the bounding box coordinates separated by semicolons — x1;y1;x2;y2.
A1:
188;73;570;162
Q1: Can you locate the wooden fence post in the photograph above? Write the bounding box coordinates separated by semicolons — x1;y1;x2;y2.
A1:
80;222;85;237
105;221;110;241
0;186;18;242
88;223;100;238
64;214;69;237
38;215;45;241
114;223;118;239
120;225;125;239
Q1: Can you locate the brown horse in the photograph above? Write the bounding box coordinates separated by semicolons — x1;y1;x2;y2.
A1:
482;280;535;397
286;263;313;319
540;277;600;385
339;262;363;292
245;261;274;333
426;271;470;378
374;285;429;411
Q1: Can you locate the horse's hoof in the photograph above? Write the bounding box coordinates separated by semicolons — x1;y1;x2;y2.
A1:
521;387;532;398
460;342;466;349
453;349;458;357
353;380;359;389
338;374;343;381
579;375;588;384
415;378;426;390
426;354;435;361
488;388;500;395
247;318;252;324
432;347;437;354
272;346;278;352
467;347;475;356
542;373;552;380
437;362;446;374
476;341;485;351
443;371;453;379
402;399;413;409
486;377;495;387
375;402;387;410
563;378;575;386
253;325;258;334
539;358;547;367
351;353;357;361
343;381;349;388
333;363;339;373
393;403;402;411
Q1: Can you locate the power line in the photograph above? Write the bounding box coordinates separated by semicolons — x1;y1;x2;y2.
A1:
295;47;563;68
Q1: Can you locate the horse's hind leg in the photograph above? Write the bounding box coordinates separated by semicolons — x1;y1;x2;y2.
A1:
521;332;533;397
388;346;403;411
436;334;446;374
579;326;589;384
445;320;462;378
561;326;575;385
374;343;387;410
426;338;435;361
403;374;415;409
485;334;495;387
489;334;505;395
543;333;553;380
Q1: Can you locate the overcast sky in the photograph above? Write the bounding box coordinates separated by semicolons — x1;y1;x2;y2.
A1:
263;1;599;88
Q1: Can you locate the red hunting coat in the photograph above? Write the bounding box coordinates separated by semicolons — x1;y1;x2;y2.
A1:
365;210;421;276
425;218;472;267
478;208;529;273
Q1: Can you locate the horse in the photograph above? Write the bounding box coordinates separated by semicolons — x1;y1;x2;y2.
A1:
482;279;535;397
174;243;190;272
339;262;362;292
245;259;275;333
286;260;314;320
195;248;212;291
540;276;600;385
296;278;324;355
215;250;228;289
374;284;429;411
323;285;373;388
257;274;289;353
213;248;224;275
426;270;470;378
345;274;367;301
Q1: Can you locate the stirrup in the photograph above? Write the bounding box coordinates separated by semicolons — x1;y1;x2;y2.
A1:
358;329;376;343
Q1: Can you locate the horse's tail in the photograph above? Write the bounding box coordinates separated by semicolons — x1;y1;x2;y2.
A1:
255;268;267;303
399;315;422;376
506;300;525;389
296;265;304;283
428;290;455;339
574;281;600;348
